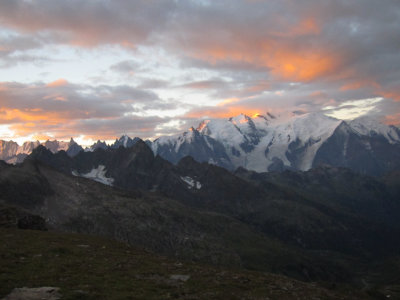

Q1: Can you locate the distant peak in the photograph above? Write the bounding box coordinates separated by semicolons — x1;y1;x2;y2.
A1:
351;114;383;124
229;114;252;125
197;120;210;132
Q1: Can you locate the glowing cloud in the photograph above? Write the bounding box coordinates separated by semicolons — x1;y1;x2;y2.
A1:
47;79;69;87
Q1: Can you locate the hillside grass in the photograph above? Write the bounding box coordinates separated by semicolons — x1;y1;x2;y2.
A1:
0;228;368;300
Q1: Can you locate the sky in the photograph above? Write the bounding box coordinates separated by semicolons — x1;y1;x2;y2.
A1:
0;0;399;145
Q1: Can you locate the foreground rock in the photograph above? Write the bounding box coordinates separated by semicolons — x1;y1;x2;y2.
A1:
2;287;60;300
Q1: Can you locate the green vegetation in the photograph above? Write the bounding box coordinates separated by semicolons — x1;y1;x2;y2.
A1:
0;228;367;300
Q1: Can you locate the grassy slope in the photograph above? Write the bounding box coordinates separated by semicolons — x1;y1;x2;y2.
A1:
0;228;368;300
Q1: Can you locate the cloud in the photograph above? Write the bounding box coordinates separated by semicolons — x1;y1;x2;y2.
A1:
0;0;176;47
177;79;229;90
70;115;170;140
0;80;180;140
110;60;140;74
0;0;399;140
47;78;69;87
137;78;170;90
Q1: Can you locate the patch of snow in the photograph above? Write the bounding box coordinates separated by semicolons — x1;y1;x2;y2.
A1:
152;133;181;154
73;165;114;186
242;113;341;171
362;140;372;151
197;118;246;167
204;136;214;151
349;116;400;144
181;176;202;190
208;158;216;165
198;118;246;147
152;128;198;154
123;135;128;147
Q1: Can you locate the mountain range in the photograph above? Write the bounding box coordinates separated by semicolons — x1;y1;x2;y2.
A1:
0;138;83;164
1;126;400;297
1;112;399;176
150;112;400;176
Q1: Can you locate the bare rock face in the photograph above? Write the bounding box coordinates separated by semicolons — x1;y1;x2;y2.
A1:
0;207;18;228
1;287;61;300
0;206;47;231
17;215;47;231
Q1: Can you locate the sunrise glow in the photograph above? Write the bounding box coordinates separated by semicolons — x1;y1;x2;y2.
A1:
0;0;398;142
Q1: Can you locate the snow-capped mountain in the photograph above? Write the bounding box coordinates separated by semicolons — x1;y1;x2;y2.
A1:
110;135;141;149
85;140;108;152
151;127;232;169
348;116;400;143
151;112;400;175
195;112;343;171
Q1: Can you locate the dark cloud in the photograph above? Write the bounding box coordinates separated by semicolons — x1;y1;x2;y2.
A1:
0;0;177;46
110;60;140;74
0;34;42;55
177;79;229;90
137;78;170;90
0;33;56;67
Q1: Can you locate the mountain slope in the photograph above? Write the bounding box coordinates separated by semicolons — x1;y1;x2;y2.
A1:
2;142;400;293
27;141;400;258
1;158;330;280
314;120;400;176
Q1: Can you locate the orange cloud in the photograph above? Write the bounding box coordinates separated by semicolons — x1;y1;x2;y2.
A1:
340;79;380;91
47;79;69;87
182;14;339;83
217;98;240;106
270;18;321;37
266;49;337;81
1;109;66;124
384;113;400;126
32;134;54;141
189;39;338;82
379;89;400;102
243;81;270;94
